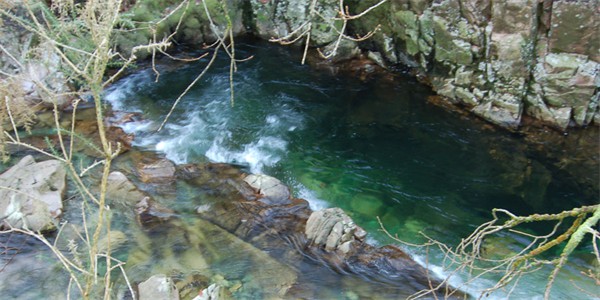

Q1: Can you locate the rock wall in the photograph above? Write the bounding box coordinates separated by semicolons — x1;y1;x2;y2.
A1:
346;0;599;130
8;0;595;131
240;0;599;130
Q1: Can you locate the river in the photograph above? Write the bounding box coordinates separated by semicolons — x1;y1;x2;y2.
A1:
103;40;598;299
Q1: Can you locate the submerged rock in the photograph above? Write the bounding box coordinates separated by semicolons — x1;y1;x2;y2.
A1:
136;158;176;184
96;230;128;254
0;155;66;232
135;196;175;228
106;171;147;207
106;171;174;227
180;163;464;299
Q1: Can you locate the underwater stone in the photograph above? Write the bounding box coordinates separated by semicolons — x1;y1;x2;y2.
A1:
350;194;384;216
97;231;128;254
107;171;147;207
137;158;176;183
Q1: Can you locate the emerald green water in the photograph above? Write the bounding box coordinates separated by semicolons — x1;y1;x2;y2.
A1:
103;41;599;298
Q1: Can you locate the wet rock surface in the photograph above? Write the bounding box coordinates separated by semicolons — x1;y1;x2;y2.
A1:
136;158;176;184
243;173;291;205
306;207;361;253
105;170;175;228
107;171;149;207
179;162;464;299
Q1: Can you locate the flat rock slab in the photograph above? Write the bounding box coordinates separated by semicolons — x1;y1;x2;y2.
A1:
243;174;291;205
0;155;66;231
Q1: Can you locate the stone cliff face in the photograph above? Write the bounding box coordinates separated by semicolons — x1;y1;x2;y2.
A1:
243;0;599;130
362;0;598;130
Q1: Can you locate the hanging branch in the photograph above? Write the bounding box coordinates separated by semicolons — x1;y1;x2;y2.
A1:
269;0;387;64
379;204;600;299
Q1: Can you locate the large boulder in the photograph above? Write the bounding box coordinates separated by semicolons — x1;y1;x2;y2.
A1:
106;171;174;227
0;155;66;231
306;208;366;254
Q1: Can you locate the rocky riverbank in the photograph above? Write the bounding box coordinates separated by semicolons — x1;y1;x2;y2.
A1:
0;138;466;299
2;1;597;135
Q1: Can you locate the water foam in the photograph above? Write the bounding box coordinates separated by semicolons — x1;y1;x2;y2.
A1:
205;135;287;174
294;183;329;211
104;70;153;112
